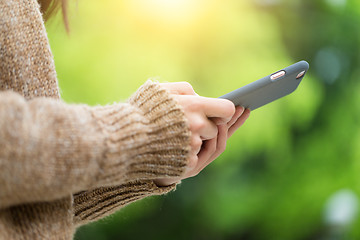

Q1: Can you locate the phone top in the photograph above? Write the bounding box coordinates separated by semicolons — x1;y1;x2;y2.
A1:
219;60;309;110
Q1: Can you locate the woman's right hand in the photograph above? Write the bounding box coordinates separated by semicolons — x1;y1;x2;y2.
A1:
154;82;250;186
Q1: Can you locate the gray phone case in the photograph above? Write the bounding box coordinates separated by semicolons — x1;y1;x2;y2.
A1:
219;60;309;110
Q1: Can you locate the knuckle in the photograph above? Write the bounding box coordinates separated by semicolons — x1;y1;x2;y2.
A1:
192;118;206;131
188;102;201;111
206;125;218;140
181;82;195;94
192;137;203;149
187;155;198;170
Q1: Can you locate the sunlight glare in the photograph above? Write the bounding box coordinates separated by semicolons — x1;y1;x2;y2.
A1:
126;0;207;27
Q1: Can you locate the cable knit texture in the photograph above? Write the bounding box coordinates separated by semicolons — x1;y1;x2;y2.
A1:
0;0;191;239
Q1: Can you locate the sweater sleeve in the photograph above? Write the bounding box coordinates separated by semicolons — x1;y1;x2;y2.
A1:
72;181;176;227
0;81;191;210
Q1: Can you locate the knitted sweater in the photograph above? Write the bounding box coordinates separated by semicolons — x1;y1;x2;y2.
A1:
0;0;191;239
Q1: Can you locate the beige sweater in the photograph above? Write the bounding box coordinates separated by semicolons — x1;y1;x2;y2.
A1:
0;0;191;239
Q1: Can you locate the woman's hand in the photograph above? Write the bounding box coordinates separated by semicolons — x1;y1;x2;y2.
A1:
154;82;250;186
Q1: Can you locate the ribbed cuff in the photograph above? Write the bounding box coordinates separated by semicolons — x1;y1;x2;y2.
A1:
73;180;176;226
91;80;191;187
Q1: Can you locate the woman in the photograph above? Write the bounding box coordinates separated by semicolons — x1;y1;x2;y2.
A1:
0;0;250;239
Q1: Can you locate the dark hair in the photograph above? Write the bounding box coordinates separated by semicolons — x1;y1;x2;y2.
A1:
38;0;69;31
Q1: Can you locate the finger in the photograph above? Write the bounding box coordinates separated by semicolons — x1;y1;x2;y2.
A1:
160;82;197;95
200;124;228;172
228;108;250;138
195;138;217;174
227;106;245;127
212;124;228;159
182;153;201;179
197;118;218;140
196;124;228;174
190;135;203;156
198;97;235;123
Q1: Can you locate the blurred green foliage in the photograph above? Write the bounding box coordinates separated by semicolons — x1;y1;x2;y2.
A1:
46;0;360;239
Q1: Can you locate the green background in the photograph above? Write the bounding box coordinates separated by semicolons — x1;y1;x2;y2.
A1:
46;0;360;239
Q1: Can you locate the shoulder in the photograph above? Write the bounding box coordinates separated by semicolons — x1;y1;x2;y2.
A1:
0;0;59;99
1;0;45;39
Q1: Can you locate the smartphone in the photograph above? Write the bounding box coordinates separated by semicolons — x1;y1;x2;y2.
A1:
219;60;309;110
